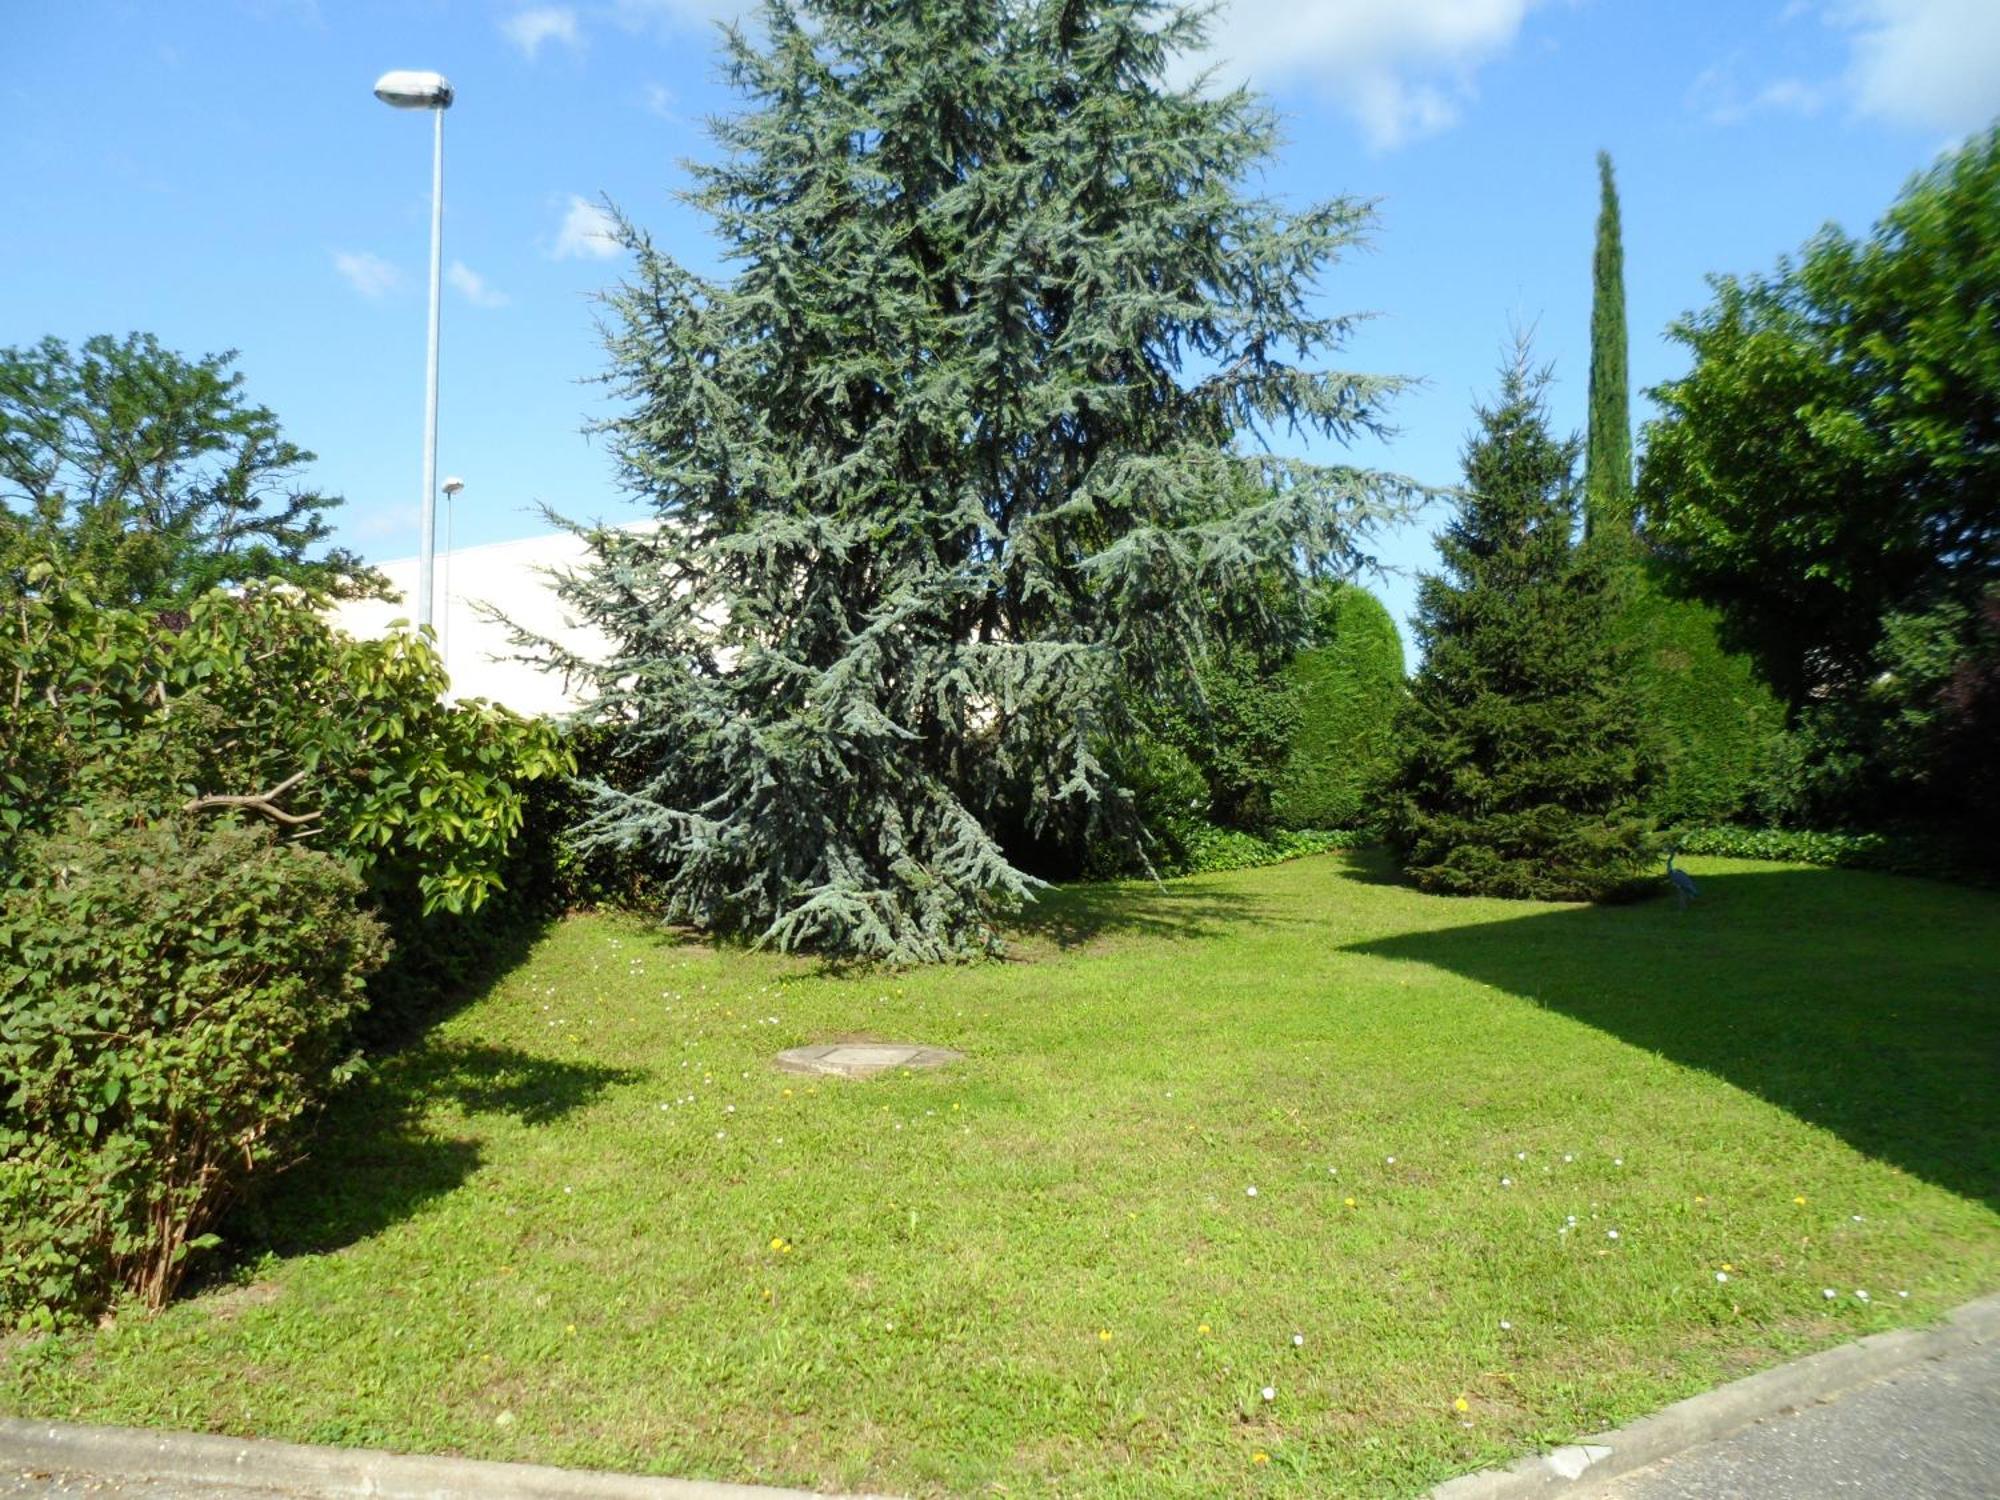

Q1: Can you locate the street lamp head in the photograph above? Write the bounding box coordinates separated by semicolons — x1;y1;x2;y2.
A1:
373;70;454;109
442;476;465;496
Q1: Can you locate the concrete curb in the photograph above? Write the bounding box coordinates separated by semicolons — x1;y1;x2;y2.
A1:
1427;1291;2000;1499
4;1296;1994;1499
0;1418;896;1499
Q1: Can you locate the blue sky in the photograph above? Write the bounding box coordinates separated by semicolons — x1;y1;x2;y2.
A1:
7;0;1999;648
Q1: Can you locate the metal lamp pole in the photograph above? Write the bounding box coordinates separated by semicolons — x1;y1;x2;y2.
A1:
373;69;455;632
441;476;464;673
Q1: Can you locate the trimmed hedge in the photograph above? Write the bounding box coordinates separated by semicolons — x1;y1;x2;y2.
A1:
1272;584;1405;831
1626;589;1785;825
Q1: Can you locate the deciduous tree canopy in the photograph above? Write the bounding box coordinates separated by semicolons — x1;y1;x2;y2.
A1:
0;333;374;607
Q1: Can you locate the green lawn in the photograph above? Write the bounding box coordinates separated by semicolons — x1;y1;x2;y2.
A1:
6;852;1996;1497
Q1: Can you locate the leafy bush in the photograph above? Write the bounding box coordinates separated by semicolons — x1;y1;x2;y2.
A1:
1739;586;2000;857
1;579;569;915
1084;736;1211;879
1271;583;1405;831
1164;824;1354;877
1145;644;1302;833
1674;823;1991;884
0;810;388;1327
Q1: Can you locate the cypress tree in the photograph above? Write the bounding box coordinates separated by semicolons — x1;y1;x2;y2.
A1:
1385;345;1653;901
1582;151;1787;824
1585;151;1633;539
541;0;1417;961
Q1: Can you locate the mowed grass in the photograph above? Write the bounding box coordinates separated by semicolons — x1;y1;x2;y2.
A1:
5;853;1997;1497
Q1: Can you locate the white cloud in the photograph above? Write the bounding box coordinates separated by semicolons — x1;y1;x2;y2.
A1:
447;261;510;308
502;6;582;60
605;0;1542;149
332;249;400;299
552;196;623;260
1182;0;1549;150
642;81;676;117
1688;57;1826;125
608;0;742;32
1830;0;2000;134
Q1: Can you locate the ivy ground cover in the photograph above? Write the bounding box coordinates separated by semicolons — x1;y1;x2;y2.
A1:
6;853;1996;1496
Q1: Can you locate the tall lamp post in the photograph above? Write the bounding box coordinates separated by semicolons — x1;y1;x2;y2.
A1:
440;476;465;674
372;68;455;632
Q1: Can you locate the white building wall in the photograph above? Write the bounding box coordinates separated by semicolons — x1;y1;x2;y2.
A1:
329;529;623;718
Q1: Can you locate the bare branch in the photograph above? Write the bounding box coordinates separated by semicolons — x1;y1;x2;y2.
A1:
182;770;318;827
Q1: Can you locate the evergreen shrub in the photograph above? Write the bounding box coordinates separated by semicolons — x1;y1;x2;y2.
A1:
1627;590;1784;825
1384;352;1655;901
0;811;387;1327
1272;584;1404;830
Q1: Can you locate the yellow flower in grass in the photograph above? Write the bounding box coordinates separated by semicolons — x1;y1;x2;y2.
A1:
1344;1197;1358;1209
1099;1329;1113;1342
1454;1396;1470;1413
1794;1195;1807;1205
1251;1452;1270;1466
1199;1323;1212;1335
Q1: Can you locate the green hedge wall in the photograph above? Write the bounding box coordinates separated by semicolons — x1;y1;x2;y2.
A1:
1272;584;1405;830
1625;588;1785;825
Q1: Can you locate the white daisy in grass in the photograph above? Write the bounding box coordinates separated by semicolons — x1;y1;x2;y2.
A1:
1261;1386;1276;1402
1606;1229;1620;1241
1291;1333;1304;1347
1824;1288;1839;1300
1245;1185;1258;1198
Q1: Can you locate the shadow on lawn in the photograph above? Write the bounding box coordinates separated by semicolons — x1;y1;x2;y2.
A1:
1345;866;2000;1210
236;1039;641;1262
1008;876;1275;950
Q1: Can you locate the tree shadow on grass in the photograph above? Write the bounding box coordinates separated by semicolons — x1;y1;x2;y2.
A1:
231;1040;642;1263
1326;843;1423;889
1006;875;1277;952
1345;866;2000;1210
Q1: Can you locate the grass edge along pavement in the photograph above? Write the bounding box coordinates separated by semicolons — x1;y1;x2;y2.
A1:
1;1290;1994;1500
4;852;1997;1497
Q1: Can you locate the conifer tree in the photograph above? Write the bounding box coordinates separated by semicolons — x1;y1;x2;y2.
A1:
541;0;1416;960
1385;346;1652;901
1585;151;1633;539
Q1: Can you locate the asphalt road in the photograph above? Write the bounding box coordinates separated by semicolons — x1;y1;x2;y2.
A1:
1596;1338;2000;1499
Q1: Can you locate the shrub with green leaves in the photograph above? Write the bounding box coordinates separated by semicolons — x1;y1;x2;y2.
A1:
2;579;570;915
1142;643;1302;834
0;810;388;1327
1272;584;1405;831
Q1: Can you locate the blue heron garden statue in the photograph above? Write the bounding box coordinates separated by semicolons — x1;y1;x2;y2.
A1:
1666;850;1700;910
